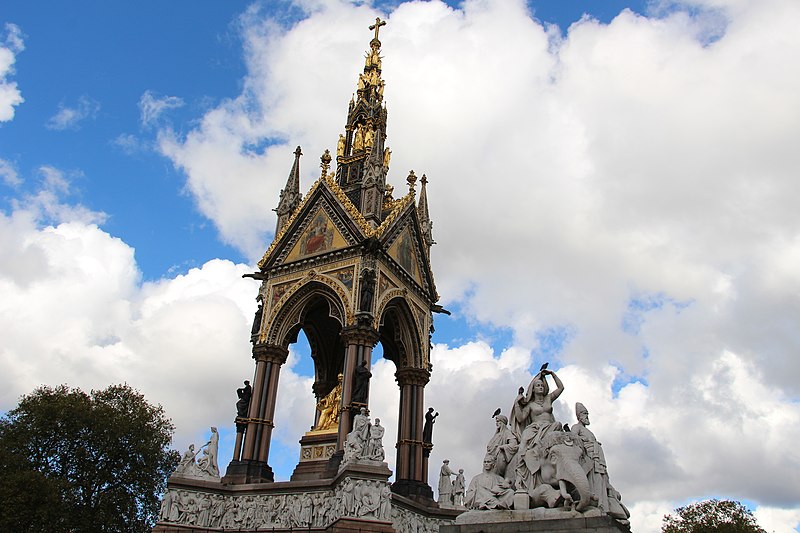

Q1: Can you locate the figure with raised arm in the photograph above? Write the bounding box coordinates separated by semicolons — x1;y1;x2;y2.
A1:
510;368;565;493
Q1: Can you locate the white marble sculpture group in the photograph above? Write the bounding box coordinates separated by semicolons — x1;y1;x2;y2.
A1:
173;427;220;480
437;459;466;507
340;406;387;469
464;368;630;524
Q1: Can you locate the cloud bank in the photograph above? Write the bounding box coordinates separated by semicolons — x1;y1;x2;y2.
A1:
2;1;799;531
154;0;800;530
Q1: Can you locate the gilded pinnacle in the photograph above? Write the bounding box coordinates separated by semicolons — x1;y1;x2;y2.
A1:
407;170;417;194
320;149;332;177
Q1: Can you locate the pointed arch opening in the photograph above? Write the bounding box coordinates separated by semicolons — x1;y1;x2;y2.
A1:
378;296;423;371
268;281;348;425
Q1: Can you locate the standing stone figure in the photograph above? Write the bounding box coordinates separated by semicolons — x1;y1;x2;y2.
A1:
423;407;438;445
572;402;630;521
236;380;252;418
351;360;371;404
438;459;454;505
198;426;220;477
453;469;466;507
366;418;385;461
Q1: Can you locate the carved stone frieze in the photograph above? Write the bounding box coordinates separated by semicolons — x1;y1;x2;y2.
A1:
391;504;448;533
159;475;401;530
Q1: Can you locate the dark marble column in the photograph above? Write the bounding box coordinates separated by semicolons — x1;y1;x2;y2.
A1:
224;343;288;484
392;367;433;500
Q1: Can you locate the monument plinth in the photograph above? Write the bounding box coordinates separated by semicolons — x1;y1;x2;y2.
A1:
442;512;630;533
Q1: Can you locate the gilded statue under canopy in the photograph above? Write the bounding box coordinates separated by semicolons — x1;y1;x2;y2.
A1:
314;374;343;431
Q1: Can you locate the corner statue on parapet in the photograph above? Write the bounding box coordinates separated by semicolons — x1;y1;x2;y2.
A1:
460;365;631;527
171;427;222;481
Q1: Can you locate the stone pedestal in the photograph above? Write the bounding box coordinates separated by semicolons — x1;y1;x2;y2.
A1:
391;478;434;501
290;429;338;481
440;510;629;533
221;459;273;484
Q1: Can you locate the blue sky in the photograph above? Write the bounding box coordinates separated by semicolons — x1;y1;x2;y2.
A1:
2;1;800;531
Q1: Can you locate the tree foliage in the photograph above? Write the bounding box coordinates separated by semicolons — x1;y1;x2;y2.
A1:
0;384;179;533
662;499;767;533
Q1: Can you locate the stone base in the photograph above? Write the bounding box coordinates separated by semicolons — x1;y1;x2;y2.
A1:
441;510;629;533
291;430;338;481
221;459;273;484
391;478;434;501
327;516;395;532
337;459;393;482
154;518;396;533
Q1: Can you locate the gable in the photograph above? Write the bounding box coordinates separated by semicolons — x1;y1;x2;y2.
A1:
259;178;368;270
387;226;422;285
379;202;438;303
284;207;349;262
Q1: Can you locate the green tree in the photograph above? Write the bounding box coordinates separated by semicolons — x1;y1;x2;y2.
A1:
662;499;767;533
0;384;180;533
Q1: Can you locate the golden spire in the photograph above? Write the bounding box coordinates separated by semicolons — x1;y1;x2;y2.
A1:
357;18;386;103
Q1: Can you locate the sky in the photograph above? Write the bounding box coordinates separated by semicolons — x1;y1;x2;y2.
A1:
1;0;799;531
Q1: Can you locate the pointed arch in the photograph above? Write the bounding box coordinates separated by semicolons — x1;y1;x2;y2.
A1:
378;295;424;370
265;278;349;349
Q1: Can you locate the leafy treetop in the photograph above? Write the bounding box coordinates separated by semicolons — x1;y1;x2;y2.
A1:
0;383;179;533
662;499;767;533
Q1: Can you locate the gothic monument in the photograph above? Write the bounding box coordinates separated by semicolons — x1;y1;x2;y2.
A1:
154;18;458;533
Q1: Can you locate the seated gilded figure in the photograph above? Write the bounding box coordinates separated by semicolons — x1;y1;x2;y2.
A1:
314;374;343;431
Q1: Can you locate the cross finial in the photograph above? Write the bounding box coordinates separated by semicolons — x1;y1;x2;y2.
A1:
369;17;386;42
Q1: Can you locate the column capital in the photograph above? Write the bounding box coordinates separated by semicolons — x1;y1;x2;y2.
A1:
395;367;430;386
340;324;380;346
252;343;289;364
